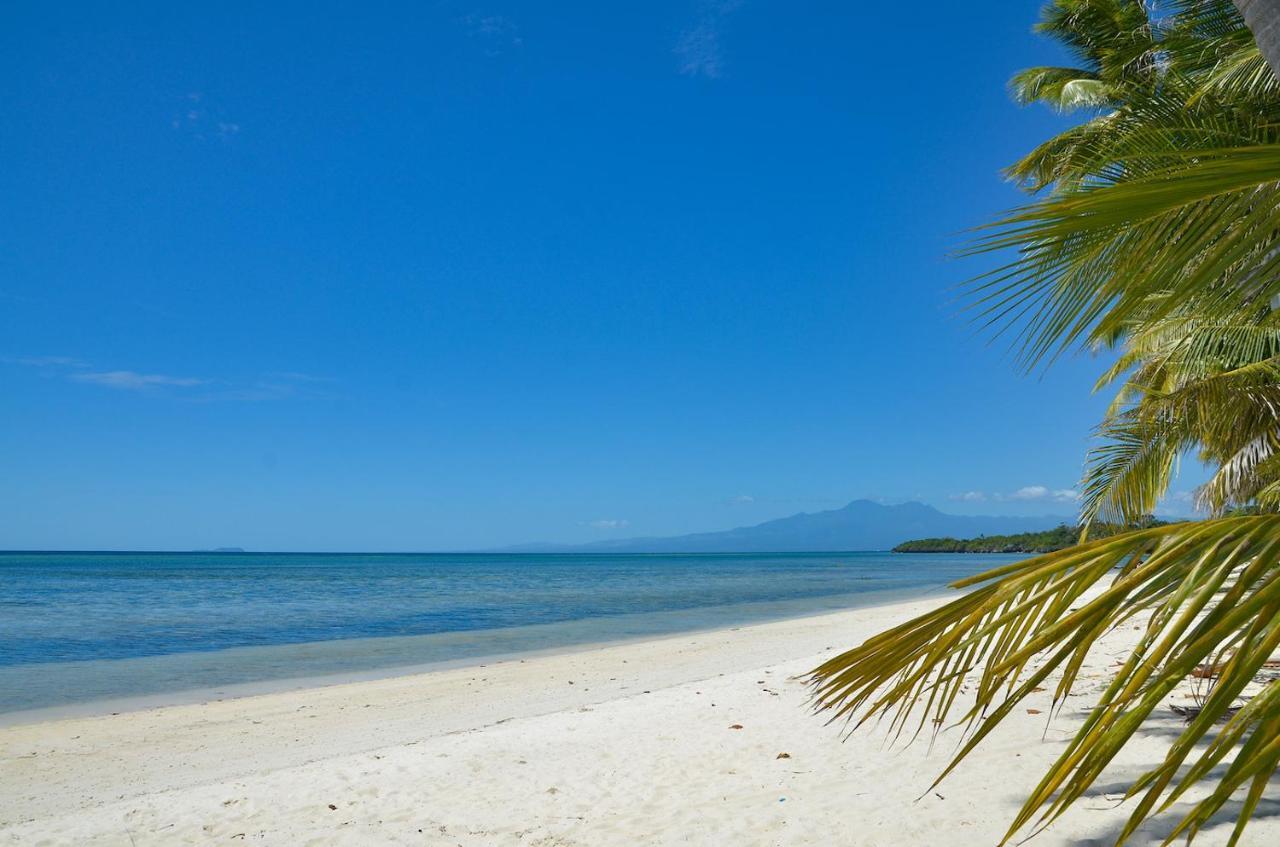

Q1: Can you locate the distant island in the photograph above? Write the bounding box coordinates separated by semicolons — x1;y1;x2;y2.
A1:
892;518;1170;554
499;500;1079;553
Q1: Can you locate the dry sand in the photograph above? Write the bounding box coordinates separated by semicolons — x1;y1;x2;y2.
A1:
2;593;1276;846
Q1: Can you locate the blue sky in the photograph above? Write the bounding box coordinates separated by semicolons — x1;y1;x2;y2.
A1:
0;1;1203;551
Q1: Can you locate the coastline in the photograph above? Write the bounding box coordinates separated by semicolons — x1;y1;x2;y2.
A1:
3;592;1272;846
0;582;959;724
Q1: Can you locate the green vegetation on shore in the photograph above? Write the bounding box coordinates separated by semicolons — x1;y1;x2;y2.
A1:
892;519;1168;554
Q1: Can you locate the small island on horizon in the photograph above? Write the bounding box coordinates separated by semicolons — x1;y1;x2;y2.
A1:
892;517;1171;554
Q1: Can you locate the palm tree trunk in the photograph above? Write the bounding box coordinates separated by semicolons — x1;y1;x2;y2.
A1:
1236;0;1280;79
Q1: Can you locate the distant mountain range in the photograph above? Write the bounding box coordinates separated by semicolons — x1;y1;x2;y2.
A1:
500;500;1073;553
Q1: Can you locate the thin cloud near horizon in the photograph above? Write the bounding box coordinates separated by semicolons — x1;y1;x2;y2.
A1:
581;519;630;530
949;485;1079;504
948;486;1204;515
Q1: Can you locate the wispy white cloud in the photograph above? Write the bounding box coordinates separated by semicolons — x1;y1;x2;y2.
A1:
71;370;206;390
1;355;87;368
460;13;523;56
950;485;1079;504
173;92;240;141
724;494;755;505
582;519;630;530
1155;490;1205;516
262;371;332;383
4;355;329;400
675;1;743;79
5;356;201;391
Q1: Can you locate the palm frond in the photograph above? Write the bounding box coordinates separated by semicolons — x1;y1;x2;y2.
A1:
817;4;1280;844
967;146;1280;370
1080;413;1188;524
1009;66;1114;111
810;517;1280;846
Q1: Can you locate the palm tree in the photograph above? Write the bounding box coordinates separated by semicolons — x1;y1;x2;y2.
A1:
1236;1;1280;76
811;2;1280;844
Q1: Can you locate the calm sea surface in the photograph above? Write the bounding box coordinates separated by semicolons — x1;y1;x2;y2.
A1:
0;550;1021;718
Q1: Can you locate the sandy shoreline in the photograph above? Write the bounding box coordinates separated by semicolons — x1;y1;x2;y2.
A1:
0;585;953;728
2;593;1275;845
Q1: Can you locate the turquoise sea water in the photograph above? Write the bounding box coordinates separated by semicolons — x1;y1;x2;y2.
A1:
0;550;1021;718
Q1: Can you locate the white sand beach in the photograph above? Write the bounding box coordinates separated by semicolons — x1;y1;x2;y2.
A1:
2;594;1275;846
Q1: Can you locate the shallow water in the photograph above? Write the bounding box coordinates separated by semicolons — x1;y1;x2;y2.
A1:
0;550;1021;716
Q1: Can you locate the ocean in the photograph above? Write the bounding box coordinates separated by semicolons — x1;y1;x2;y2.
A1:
0;550;1021;719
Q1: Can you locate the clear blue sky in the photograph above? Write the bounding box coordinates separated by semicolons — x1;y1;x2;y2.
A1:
0;1;1204;551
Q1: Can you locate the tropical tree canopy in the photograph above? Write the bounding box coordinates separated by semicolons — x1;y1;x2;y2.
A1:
811;1;1280;844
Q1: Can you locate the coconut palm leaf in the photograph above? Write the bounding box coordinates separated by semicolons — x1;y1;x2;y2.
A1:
1009;66;1114;112
967;146;1280;370
1083;345;1280;521
815;3;1280;844
1195;42;1280;102
810;517;1280;845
